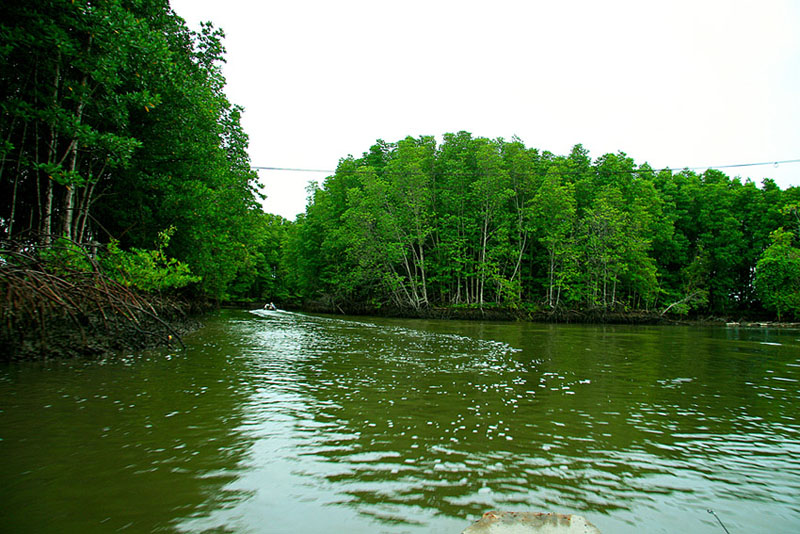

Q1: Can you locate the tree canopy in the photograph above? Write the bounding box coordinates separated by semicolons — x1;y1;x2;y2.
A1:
0;0;267;299
282;133;800;319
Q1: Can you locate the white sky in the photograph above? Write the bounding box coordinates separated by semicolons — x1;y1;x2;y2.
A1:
171;0;800;220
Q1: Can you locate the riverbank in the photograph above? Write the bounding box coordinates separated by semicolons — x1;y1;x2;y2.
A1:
8;292;794;361
279;300;800;328
0;295;208;361
0;252;211;360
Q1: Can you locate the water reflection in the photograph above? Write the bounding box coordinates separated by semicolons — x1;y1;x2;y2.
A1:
232;312;800;533
1;311;799;533
0;318;254;533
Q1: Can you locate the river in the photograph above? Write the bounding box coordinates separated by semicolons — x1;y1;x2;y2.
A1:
1;310;799;533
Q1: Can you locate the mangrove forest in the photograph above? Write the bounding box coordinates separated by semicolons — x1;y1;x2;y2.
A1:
2;0;800;359
281;134;800;320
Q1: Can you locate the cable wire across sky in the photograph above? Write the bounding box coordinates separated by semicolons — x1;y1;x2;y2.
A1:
681;158;800;171
251;166;334;173
252;158;800;176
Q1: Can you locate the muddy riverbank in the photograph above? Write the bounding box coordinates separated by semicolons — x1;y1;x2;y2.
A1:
0;253;211;360
284;299;800;328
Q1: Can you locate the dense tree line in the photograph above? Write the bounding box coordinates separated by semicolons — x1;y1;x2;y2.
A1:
0;0;274;299
281;133;800;319
3;3;798;319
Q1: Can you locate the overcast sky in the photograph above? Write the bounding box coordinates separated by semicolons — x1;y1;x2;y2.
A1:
170;0;800;220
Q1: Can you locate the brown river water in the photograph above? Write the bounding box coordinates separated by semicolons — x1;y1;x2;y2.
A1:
1;309;799;533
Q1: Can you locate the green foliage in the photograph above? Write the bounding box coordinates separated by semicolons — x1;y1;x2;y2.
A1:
33;231;199;295
38;238;94;274
225;212;292;301
532;166;578;309
1;0;264;301
283;132;795;319
754;228;800;320
103;227;199;293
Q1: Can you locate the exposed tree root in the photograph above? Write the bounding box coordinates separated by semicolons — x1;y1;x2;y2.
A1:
0;242;196;360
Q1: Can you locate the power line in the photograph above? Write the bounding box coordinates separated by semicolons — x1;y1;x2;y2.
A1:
252;166;334;173
251;158;800;176
676;158;800;172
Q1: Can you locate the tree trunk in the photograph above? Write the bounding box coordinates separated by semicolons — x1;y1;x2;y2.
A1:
75;177;99;243
62;187;74;240
547;255;553;308
510;233;527;298
479;211;490;307
611;278;617;308
42;62;64;245
62;74;88;241
42;179;53;243
7;121;28;238
418;241;428;306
